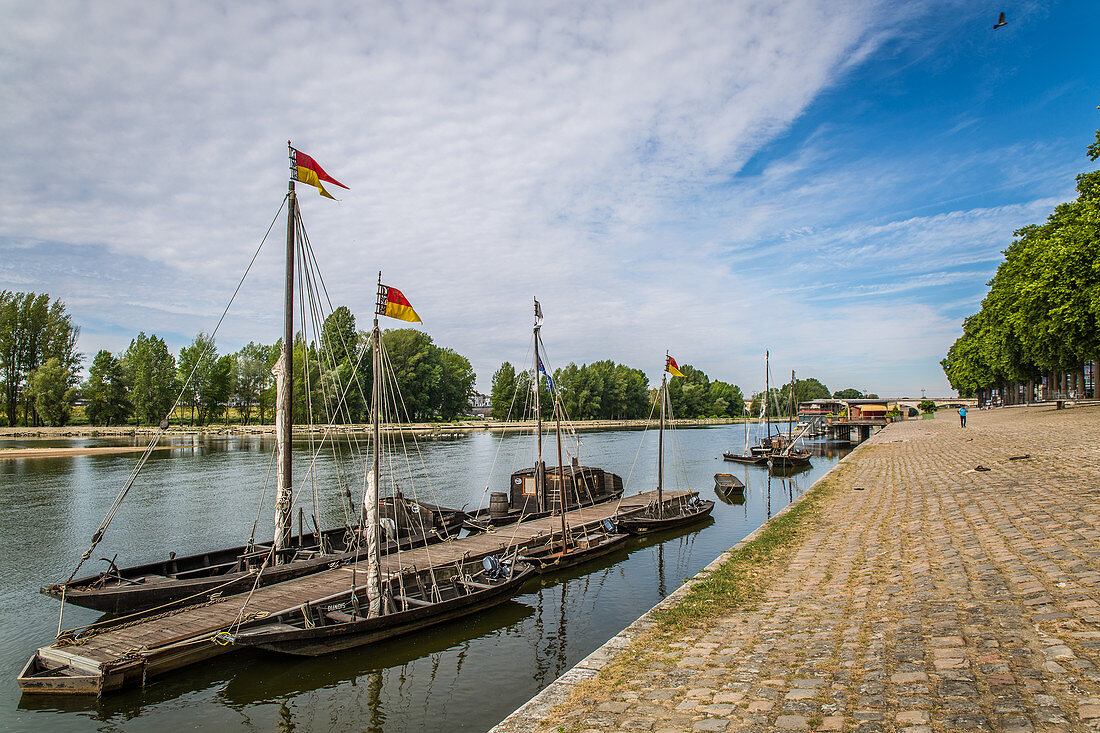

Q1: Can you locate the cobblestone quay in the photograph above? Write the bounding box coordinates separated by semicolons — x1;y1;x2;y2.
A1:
493;405;1100;732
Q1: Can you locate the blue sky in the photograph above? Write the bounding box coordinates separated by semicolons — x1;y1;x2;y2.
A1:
1;0;1097;398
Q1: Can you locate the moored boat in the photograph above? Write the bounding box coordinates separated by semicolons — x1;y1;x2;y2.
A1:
227;556;535;656
617;352;714;536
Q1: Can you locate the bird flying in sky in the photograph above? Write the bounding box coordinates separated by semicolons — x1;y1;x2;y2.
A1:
994;11;1007;29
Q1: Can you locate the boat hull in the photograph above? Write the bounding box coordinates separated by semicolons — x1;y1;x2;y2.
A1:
230;563;535;656
769;452;812;468
45;509;466;614
520;532;628;574
722;452;768;465
617;499;715;535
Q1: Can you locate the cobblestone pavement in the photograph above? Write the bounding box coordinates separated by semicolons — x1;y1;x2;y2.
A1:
495;405;1100;732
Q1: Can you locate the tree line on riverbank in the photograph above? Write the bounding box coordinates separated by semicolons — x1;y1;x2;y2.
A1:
0;300;476;427
941;129;1100;397
489;359;748;420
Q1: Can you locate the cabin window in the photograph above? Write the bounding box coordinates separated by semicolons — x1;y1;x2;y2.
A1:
522;476;536;496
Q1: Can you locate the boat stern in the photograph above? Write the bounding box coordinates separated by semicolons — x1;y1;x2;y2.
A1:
17;648;140;696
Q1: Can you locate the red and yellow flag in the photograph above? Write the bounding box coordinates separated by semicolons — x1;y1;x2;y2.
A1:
290;145;349;200
665;355;685;378
377;285;422;323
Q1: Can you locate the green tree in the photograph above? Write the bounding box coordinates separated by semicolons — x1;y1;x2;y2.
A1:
490;362;518;419
380;329;441;421
832;388;864;400
438;349;475;419
27;357;79;426
0;291;81;426
667;364;710;418
178;333;217;425
124;332;178;425
84;350;132;426
918;399;937;413
707;380;745;418
943;126;1100;394
203;354;235;424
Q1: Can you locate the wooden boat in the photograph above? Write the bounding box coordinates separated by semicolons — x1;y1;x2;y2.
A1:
767;368;813;470
463;465;623;531
464;300;622;532
713;473;745;501
618;496;715;535
228;556;535;656
768;449;813;468
520;527;628;573
42;497;466;614
40;150;466;616
617;352;714;536
722;451;767;465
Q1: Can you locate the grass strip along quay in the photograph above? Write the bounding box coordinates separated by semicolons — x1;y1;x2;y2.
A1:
493;404;1100;732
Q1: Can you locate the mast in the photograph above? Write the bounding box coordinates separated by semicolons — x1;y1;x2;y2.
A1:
554;392;568;548
657;353;667;519
533;298;546;513
365;274;384;615
788;369;795;444
765;350;770;440
273;143;297;559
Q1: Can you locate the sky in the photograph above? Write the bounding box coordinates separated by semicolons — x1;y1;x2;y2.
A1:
2;0;1097;399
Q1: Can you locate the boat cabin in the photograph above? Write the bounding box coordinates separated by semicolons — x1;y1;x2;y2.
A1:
509;464;623;514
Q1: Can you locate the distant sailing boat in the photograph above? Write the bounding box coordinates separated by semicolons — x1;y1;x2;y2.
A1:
40;145;465;615
227;279;535;656
723;352;770;465
769;369;812;469
617;353;714;534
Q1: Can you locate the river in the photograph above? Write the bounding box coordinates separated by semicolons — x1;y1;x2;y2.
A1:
1;423;849;732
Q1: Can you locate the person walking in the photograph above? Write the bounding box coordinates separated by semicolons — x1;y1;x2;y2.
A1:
959;406;967;428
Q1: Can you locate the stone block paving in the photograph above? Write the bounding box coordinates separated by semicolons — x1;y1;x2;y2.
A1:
497;405;1100;732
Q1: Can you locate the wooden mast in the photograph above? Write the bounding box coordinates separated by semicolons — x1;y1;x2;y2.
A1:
553;384;568;550
273;143;297;559
365;274;384;615
788;369;795;448
657;352;667;519
533;298;546;513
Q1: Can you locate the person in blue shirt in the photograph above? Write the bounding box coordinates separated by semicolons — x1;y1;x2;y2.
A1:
959;406;967;428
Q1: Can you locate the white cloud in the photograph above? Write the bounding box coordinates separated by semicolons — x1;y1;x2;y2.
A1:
0;0;1081;398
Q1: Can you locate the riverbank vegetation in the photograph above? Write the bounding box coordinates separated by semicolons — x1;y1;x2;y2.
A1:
1;301;477;427
489;360;745;421
941;129;1100;397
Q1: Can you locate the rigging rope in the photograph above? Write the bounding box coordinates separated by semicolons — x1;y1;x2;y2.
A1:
63;197;288;585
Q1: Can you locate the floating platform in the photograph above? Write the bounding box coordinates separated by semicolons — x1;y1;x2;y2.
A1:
18;489;690;696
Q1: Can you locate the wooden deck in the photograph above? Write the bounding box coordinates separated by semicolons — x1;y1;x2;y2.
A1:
24;489;690;695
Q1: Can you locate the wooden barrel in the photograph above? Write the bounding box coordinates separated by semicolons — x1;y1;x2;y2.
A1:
489;492;510;519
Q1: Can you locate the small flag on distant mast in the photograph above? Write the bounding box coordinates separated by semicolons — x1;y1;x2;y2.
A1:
290;144;349;200
665;355;685;378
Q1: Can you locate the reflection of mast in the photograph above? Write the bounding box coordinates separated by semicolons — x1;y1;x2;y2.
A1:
554;583;569;678
366;669;384;732
656;542;666;597
766;471;772;519
276;699;295;733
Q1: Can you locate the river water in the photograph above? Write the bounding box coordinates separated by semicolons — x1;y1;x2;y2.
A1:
1;424;849;732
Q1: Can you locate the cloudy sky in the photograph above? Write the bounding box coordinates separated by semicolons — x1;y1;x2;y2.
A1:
2;0;1097;397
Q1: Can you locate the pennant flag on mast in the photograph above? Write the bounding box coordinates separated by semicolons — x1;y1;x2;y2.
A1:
665;355;685;378
376;283;422;323
538;355;554;391
290;145;349;200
